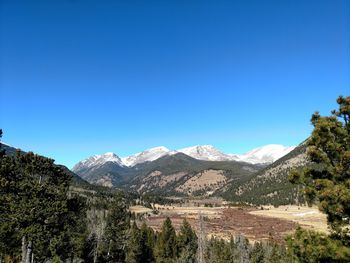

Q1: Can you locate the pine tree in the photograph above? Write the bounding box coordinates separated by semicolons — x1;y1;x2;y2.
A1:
0;146;86;262
287;227;349;263
139;222;155;263
288;96;350;262
204;237;231;263
264;238;287;263
155;217;177;263
177;219;197;263
98;193;129;262
126;222;143;263
249;242;265;263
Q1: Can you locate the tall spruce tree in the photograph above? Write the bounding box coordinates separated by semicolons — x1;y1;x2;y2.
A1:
288;95;350;262
155;217;177;263
177;219;197;263
126;222;143;263
98;193;129;262
139;222;156;263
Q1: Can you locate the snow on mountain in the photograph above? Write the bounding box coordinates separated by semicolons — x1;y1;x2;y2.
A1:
72;144;296;172
230;144;296;164
121;146;170;166
178;145;232;161
72;152;125;172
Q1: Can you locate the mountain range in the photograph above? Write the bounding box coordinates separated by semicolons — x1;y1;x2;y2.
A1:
71;144;295;192
1;141;307;205
73;144;295;170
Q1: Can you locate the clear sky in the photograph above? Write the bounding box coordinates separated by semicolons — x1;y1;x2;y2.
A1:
0;0;349;168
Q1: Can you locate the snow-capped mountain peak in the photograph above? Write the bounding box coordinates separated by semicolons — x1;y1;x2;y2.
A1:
72;152;124;172
72;143;296;173
230;144;295;164
178;145;231;161
121;146;170;167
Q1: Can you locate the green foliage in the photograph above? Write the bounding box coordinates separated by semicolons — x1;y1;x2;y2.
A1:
125;222;156;263
126;223;143;263
249;242;265;263
155;217;178;262
205;237;233;262
98;193;130;262
139;222;156;263
177;219;198;263
0;136;87;261
287;227;350;263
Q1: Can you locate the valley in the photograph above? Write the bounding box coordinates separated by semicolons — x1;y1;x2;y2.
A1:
130;201;328;244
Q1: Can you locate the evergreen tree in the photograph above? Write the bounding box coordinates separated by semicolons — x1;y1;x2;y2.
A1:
205;237;231;263
126;222;143;263
264;239;288;263
249;242;265;263
0;145;86;262
228;236;241;262
139;222;156;263
176;219;197;263
155;217;177;263
287;227;349;263
98;193;129;262
288;96;350;262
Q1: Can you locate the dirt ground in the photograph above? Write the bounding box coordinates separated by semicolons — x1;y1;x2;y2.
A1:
131;204;328;244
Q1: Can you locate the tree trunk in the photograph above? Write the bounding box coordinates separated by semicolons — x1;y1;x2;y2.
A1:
93;241;98;263
21;236;27;263
25;241;32;263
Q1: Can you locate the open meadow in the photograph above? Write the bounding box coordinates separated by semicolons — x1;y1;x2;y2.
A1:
130;202;328;243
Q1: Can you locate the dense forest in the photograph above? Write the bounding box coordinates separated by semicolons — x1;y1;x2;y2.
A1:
1;96;349;262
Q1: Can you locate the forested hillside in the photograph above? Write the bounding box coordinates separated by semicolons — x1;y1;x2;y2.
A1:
222;143;308;206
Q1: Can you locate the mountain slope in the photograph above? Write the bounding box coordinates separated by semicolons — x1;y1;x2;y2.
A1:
125;153;261;196
222;143;307;205
0;142;91;188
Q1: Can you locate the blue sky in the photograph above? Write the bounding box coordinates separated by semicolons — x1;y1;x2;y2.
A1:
0;0;349;168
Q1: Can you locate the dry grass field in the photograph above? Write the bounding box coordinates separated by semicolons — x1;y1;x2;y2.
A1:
129;205;153;214
249;205;328;233
130;202;329;243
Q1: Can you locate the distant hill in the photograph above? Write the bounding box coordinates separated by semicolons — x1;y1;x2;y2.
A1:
221;142;308;206
73;148;263;196
126;152;261;196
